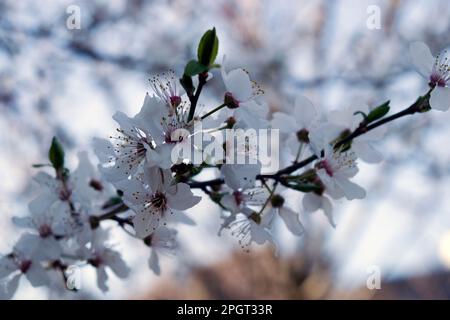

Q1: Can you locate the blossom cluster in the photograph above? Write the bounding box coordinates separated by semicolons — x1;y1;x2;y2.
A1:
0;27;448;298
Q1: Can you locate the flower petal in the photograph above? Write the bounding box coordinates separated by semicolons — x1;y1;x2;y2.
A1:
166;183;201;210
148;249;161;275
430;86;450;111
352;141;383;163
409;41;434;79
278;207;305;236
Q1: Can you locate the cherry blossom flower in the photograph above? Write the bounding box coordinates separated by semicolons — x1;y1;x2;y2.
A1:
118;167;201;238
218;186;268;234
220;187;268;214
221;56;264;108
0;234;52;298
144;227;178;275
310;131;366;200
271;95;321;160
219;56;267;129
410;41;450;111
271;95;319;143
94;95;167;182
79;229;130;292
267;194;305;236
226;207;275;252
302;192;336;228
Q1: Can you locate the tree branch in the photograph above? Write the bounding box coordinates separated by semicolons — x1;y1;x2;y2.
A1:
188;92;431;189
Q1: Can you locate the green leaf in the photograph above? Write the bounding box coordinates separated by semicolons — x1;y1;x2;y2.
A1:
48;136;65;170
197;27;219;66
366;101;390;123
284;182;322;193
184;60;208;77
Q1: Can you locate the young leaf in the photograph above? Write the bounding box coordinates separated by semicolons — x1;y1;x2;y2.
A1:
366;101;390;123
180;74;195;97
197;27;219;66
48;136;65;170
283;181;322;193
184;60;208;77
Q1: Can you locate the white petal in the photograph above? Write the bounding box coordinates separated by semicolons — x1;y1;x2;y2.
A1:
166;183;201;210
34;238;62;261
335;178;366;200
0;274;21;299
302;193;321;212
321;196;336;228
148;249;161;275
26;263;49;287
223;68;253;102
96;267;109;292
234;102;268;129
294;95;317;126
409;41;434;79
317;170;344;199
220;194;240;213
250;223;272;245
430;86;450;111
28;193;58;216
105;252;130;279
12;216;35;230
132;211;159;239
134;93;168;133
271;112;298;133
0;257;17;278
221;163;261;190
14;233;40;257
112;111;138;137
278;207;305;236
116;178;148;206
352;141;383;163
92;137;114;163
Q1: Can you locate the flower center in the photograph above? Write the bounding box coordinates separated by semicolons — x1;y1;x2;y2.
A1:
19;260;32;273
170;95;182;108
224;92;240;109
296;128;310;143
430;50;450;87
38;224;52;238
89;179;103;191
151;191;167;211
88;255;103;268
233;191;244;206
317;160;334;177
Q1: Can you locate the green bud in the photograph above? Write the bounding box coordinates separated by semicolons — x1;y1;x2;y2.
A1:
366;101;390;123
48;136;65;171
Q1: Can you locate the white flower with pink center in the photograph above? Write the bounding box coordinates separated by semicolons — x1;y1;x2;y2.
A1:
410;41;450;111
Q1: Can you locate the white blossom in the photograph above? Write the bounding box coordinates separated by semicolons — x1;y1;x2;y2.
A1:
144;227;178;275
118;166;201;238
79;229;130;292
410;41;450;111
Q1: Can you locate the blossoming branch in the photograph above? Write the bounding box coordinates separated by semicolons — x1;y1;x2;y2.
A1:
0;28;448;298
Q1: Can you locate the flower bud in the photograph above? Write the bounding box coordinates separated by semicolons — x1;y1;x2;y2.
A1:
296;128;310;143
224;92;240;109
270;194;285;208
226;116;236;129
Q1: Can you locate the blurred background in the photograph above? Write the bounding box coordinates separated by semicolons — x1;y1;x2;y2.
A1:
1;0;450;299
